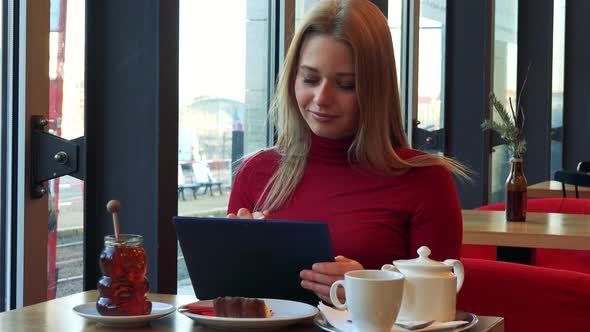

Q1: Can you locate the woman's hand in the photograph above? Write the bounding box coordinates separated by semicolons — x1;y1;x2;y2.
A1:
227;208;269;220
299;256;363;304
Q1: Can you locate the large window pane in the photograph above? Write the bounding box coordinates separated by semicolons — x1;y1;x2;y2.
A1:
49;0;85;299
551;0;565;176
490;0;518;203
416;0;445;153
388;0;403;90
177;0;271;295
296;0;319;25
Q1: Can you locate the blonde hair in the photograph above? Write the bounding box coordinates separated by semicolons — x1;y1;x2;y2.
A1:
255;0;468;212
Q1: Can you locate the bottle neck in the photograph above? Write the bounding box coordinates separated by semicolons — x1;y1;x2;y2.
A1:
510;158;523;171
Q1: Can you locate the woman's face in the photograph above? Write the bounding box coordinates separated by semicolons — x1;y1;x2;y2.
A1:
294;34;359;140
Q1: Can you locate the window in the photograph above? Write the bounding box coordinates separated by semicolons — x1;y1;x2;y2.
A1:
388;0;403;89
551;0;565;175
177;0;272;295
490;0;518;203
48;0;86;299
415;0;446;153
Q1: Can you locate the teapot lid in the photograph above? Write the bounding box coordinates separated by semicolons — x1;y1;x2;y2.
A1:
393;246;451;270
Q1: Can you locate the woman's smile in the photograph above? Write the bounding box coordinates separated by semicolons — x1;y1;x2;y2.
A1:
308;109;339;122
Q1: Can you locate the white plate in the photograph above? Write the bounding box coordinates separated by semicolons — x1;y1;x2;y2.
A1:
72;301;176;327
180;298;319;331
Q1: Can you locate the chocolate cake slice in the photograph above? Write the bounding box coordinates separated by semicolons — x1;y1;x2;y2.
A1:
212;296;272;318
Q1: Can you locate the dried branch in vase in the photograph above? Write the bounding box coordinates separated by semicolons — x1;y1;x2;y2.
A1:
481;63;531;159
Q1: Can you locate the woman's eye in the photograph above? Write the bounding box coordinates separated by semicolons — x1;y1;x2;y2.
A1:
302;77;319;84
338;83;355;91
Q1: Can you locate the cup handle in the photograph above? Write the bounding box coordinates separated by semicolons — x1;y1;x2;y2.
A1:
444;259;464;292
381;264;399;272
330;280;347;309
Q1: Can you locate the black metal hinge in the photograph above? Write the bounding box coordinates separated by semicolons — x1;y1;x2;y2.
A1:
31;115;85;199
413;124;445;152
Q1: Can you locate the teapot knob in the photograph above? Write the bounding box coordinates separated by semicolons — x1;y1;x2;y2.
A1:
417;246;431;259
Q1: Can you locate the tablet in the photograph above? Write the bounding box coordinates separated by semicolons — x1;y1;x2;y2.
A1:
173;216;335;304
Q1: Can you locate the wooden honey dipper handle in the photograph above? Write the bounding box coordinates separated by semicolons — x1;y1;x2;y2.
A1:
106;200;121;241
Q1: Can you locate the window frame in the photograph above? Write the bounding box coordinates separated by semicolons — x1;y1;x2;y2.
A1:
1;0;51;309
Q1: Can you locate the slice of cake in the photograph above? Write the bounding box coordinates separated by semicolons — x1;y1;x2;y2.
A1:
212;296;272;318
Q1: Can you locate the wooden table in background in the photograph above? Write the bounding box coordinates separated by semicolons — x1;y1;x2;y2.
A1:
462;209;590;250
0;290;504;332
462;209;590;263
528;180;590;199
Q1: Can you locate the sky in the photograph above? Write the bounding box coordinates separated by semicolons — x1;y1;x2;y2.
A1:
178;0;247;106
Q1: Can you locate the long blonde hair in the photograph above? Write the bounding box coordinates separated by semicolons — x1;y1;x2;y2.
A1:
255;0;467;212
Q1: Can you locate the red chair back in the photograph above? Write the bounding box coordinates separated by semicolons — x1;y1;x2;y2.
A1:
458;258;590;332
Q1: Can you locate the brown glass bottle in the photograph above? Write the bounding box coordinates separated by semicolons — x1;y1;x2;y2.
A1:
505;158;527;221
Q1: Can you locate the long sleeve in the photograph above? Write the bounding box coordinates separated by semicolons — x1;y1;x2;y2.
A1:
227;162;256;215
227;150;280;215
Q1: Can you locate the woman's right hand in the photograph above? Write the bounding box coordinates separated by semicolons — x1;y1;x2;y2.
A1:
300;256;363;304
227;208;269;220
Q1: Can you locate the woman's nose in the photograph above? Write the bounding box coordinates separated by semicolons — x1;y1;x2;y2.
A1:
313;80;333;106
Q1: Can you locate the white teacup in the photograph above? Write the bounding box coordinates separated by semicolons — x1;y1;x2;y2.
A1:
330;270;404;332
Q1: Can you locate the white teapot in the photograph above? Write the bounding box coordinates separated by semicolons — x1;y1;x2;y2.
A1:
382;246;464;322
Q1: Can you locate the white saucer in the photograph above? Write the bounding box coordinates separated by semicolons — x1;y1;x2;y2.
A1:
73;301;176;327
315;310;478;332
180;298;318;331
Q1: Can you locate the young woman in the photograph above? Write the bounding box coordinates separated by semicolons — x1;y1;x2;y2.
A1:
227;0;467;304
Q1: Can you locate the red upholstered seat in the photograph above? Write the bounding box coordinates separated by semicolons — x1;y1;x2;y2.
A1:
461;198;590;274
458;258;590;332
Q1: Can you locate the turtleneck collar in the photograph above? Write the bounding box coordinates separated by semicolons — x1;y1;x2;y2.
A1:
308;132;355;163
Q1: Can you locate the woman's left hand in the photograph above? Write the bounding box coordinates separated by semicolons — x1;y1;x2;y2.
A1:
299;256;363;304
227;208;269;220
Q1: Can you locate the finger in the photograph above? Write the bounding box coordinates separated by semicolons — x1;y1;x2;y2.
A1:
300;269;342;287
325;291;346;304
334;255;354;262
252;211;266;219
312;260;363;276
301;280;345;302
236;208;253;219
226;213;237;218
317;293;332;305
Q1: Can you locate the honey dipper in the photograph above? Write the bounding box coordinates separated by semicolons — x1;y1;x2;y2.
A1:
106;199;121;241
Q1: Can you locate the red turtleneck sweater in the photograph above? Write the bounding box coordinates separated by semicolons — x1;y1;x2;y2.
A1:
227;134;462;268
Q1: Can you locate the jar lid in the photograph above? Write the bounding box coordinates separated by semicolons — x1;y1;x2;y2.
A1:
393;246;451;270
104;234;143;247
